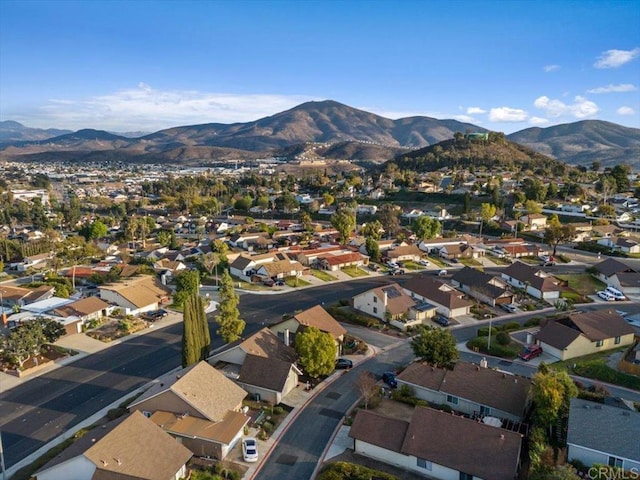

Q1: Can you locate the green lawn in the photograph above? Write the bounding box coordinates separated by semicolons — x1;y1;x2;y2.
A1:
285;277;311;287
427;255;446;267
487;255;512;266
551;349;640;390
342;266;369;277
556;274;606;296
460;258;483;268
311;269;338;282
466;336;521;359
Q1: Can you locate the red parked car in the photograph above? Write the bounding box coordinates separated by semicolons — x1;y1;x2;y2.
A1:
518;345;543;361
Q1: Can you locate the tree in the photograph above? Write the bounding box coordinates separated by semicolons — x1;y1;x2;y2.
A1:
377;204;400;239
544;220;576;256
479;203;497;223
80;219;108;240
181;294;200;368
524;200;543;215
330;206;356;244
412;216;441;241
295;326;336;378
361;220;383;240
214;270;245;343
0;321;46;368
39;318;66;343
531;365;577;432
410;326;459;367
365;237;380;262
356;371;379;410
194;294;210;360
174;270;200;306
597;203;616;218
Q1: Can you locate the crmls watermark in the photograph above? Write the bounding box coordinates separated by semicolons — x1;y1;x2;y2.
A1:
587;467;640;480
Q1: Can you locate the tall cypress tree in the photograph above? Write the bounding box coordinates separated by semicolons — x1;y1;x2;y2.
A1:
197;295;211;360
181;294;199;368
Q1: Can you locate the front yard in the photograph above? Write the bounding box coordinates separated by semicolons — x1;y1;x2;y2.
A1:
551;349;640;390
86;318;149;342
555;273;606;296
341;266;369;278
311;269;338;282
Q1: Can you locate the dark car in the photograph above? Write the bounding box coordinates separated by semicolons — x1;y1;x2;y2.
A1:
143;309;169;321
335;358;353;369
389;269;405;276
274;279;285;286
433;315;450;327
518;345;543;361
382;372;397;388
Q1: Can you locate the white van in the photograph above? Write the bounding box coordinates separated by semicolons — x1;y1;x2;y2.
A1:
605;286;626;301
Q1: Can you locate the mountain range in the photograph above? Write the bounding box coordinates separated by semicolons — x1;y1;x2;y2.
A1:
1;100;639;167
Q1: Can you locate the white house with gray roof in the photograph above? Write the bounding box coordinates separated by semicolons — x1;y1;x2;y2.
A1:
567;398;640;472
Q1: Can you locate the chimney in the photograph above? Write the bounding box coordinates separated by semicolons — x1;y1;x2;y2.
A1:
284;329;290;347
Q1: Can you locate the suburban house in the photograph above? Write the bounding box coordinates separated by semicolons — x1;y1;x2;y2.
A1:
295;245;345;266
270;304;347;351
519;213;547;231
384;244;423;263
352;283;436;331
129;361;250;460
317;251;368;271
349;406;522;480
535;310;635;361
418;235;481;254
596;236;640;254
228;232;273;250
567;398;640;472
438;242;482;260
34;411;192;480
51;297;111;333
229;252;303;282
592;258;640;294
501;261;561;300
152;258;187;275
10;251;53;272
403;275;473;319
396;361;532;423
208;328;301;404
0;284;55;309
237;354;303;404
451;267;514;307
99;275;171;316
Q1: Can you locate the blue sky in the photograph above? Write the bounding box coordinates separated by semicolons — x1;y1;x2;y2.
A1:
1;0;639;133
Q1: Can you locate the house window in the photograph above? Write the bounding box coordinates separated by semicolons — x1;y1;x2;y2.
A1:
373;307;378;314
460;473;473;480
373;296;377;303
480;405;491;416
596;340;603;347
447;395;459;405
608;456;623;468
615;336;621;345
416;458;432;470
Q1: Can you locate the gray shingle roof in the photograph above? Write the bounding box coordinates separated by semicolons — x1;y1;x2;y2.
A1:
568;398;640;462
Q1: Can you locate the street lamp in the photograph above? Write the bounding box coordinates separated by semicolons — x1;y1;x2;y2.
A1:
487;315;493;351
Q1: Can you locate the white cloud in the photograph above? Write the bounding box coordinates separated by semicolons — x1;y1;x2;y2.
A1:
488;107;528;122
543;64;560;72
533;95;599;118
529;117;550;126
35;84;317;131
587;83;637;94
466;107;486;115
617;106;636;115
594;48;640;68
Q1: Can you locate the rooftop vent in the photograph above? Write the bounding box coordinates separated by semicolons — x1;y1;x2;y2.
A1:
500;434;505;440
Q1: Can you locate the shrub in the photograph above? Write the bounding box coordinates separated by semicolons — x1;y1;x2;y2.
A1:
262;421;274;433
496;331;510;345
477;326;490;337
438;404;453;413
503;321;520;332
106;407;127;420
338;299;349;306
524;317;542;327
273;406;284;415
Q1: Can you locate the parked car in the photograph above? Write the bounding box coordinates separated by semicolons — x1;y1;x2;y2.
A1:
335;358;353;369
433;315;450;327
242;437;259;463
274;279;285;286
389;268;405;276
437;269;448;276
501;304;517;313
597;290;616;301
419;259;430;266
142;309;168;321
605;286;626;301
450;258;460;264
397;261;405;268
382;372;397;388
518;344;543;362
263;279;275;287
540;261;556;267
369;264;380;271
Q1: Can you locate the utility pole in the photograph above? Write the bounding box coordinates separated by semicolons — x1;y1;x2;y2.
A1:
487;316;493;351
1;428;7;480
